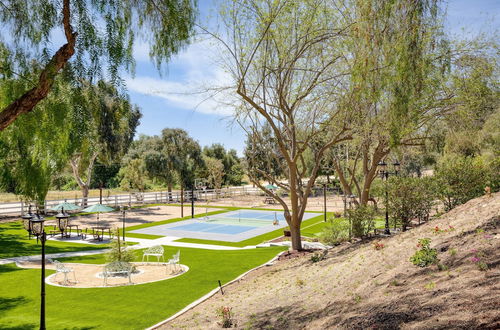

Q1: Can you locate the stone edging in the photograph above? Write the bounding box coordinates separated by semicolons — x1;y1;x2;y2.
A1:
146;249;287;329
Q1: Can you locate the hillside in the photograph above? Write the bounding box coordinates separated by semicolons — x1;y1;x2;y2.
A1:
161;193;500;329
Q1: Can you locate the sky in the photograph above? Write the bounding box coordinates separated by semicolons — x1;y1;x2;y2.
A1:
125;0;499;156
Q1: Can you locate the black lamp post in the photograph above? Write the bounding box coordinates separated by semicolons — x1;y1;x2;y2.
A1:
22;205;33;239
55;207;70;238
191;184;195;219
341;194;347;216
322;183;327;222
121;206;127;241
378;160;400;235
30;213;47;330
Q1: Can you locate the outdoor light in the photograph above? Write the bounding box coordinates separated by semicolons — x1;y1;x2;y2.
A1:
378;159;400;235
393;161;400;174
30;214;46;236
55;208;70;238
22;205;34;238
30;213;47;330
378;160;387;176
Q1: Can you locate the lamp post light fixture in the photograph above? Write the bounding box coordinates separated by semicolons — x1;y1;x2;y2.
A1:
348;194;357;209
378;160;400;235
22;204;34;239
55;207;70;238
30;213;47;330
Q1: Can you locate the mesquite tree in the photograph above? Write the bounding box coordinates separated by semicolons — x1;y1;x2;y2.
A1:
0;0;196;130
68;82;141;206
331;0;451;206
215;0;352;250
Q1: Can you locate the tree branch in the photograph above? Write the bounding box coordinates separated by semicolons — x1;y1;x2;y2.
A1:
0;0;76;131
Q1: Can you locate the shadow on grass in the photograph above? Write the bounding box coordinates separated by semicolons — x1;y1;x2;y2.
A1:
0;296;30;315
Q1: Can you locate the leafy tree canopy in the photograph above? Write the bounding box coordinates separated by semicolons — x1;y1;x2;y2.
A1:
0;0;197;129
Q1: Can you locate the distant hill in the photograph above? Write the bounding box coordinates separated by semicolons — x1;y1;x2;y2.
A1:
161;193;499;329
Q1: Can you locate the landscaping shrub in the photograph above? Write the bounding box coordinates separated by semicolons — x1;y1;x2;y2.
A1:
434;155;489;211
347;205;376;238
319;218;350;245
106;230;135;264
410;238;439;267
386;176;435;231
216;306;235;328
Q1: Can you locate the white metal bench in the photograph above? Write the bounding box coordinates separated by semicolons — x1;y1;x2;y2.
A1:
103;261;132;286
142;245;165;263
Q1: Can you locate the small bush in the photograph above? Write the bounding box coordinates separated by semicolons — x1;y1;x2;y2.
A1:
347;205;376;238
106;230;135;264
434;155;489;211
319;218;350;245
386;176;435;231
310;251;326;263
410;238;439;267
373;241;385;250
216;306;235;328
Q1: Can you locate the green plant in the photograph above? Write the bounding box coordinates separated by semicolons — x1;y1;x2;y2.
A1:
106;229;137;264
319;218;350;245
410;238;439;267
216;306;235;328
386;176;436;230
424;281;436;290
296;278;305;287
373;241;385;250
347;205;376;238
434;155;489;211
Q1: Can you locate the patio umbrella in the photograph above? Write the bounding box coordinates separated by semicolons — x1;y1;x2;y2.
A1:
50;202;81;212
265;184;278;190
81;204;115;225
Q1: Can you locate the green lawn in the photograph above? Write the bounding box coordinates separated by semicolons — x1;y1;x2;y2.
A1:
0;221;108;259
0;246;285;329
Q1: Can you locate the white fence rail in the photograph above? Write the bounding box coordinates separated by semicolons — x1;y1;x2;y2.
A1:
0;187;263;217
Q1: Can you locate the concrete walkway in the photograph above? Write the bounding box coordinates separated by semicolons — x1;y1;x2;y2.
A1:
0;233;260;265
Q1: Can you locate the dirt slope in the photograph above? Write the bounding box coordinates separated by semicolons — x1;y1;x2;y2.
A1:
162;193;500;329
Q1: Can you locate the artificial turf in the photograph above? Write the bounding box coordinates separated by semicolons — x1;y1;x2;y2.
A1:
174;213;325;247
0;246;286;329
0;221;108;259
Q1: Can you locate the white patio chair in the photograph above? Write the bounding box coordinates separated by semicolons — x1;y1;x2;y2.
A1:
142;245;165;263
167;250;181;273
53;260;76;285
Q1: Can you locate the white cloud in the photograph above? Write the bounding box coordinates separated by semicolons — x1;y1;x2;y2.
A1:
128;39;238;117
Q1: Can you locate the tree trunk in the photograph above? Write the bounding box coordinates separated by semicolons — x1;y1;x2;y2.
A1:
82;186;89;207
288;164;302;250
289;221;302;251
167;183;173;202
